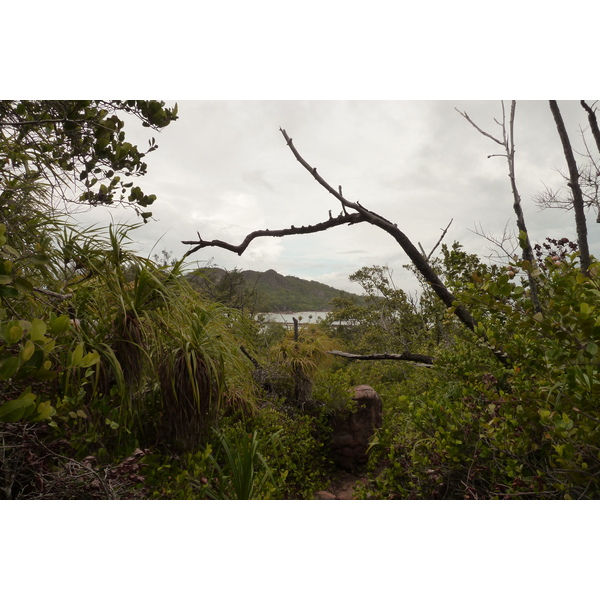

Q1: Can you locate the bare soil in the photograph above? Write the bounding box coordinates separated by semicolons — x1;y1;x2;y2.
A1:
315;471;369;500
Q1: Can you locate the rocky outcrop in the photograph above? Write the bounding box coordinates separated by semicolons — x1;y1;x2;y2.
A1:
329;385;383;472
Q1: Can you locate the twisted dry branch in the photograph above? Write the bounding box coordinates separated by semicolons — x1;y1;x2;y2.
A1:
181;127;510;365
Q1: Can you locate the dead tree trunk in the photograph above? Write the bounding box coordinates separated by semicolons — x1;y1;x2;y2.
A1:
549;100;591;273
456;101;542;314
580;101;600;155
580;101;600;223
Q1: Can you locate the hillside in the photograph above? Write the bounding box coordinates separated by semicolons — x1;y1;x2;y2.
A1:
188;268;365;312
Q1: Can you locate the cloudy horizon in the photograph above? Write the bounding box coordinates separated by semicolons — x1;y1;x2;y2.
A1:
73;100;600;295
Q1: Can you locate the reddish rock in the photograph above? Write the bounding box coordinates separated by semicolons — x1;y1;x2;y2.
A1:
329;385;383;472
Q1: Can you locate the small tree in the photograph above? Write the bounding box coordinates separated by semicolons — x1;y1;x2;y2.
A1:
0;100;178;225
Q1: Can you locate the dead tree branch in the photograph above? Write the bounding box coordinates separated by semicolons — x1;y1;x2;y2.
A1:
580;101;600;155
33;287;73;300
457;101;541;313
182;212;364;257
327;349;434;367
580;101;600;223
549;100;591;272
277;129;480;336
426;218;453;261
181;128;511;365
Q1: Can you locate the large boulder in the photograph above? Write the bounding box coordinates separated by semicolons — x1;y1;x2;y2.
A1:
329;385;383;472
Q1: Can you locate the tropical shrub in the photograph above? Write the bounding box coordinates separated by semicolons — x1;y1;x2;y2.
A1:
359;244;600;499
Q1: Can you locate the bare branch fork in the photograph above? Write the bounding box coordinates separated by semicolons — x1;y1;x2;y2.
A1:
421;218;454;262
182;212;364;256
181;128;510;364
456;102;542;314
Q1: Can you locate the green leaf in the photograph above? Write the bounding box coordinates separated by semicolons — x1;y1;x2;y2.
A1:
69;342;84;368
49;314;70;335
30;400;56;422
13;277;33;294
0;398;26;422
0;389;36;422
0;259;13;274
3;322;23;344
0;275;12;284
3;245;20;257
21;339;35;362
0;285;19;298
30;318;47;341
29;254;50;265
0;356;20;380
79;350;100;369
580;303;592;319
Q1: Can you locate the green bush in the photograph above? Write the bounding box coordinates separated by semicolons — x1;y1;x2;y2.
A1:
359;248;600;499
243;406;332;499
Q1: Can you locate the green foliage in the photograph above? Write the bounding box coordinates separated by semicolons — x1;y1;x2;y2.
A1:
0;224;107;426
358;244;600;499
267;324;338;407
245;406;332;499
136;410;331;500
188;267;263;314
155;303;256;452
192;267;365;313
139;447;216;500
200;426;279;500
273;325;337;379
0;100;177;221
312;365;358;414
327;265;442;356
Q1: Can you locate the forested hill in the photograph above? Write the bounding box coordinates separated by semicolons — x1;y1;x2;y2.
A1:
188;268;365;312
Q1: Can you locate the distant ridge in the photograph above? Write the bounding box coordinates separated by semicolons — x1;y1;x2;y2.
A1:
188;267;364;312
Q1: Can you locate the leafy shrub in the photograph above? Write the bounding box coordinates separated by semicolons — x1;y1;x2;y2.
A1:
242;406;333;499
360;247;600;499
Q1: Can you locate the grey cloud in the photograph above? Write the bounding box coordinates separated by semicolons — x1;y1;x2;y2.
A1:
78;101;600;294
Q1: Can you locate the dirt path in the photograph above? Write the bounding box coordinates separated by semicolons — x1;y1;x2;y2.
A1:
315;471;368;500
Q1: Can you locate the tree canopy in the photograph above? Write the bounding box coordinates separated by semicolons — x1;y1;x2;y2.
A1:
0;100;178;223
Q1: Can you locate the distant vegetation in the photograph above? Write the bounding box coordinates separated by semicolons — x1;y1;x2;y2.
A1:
188;267;366;313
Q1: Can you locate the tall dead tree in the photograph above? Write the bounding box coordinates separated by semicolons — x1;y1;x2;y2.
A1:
455;101;542;314
580;101;600;156
549;100;591;273
182;128;511;365
580;101;600;223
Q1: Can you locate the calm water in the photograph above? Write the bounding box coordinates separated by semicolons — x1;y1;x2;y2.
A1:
258;311;330;324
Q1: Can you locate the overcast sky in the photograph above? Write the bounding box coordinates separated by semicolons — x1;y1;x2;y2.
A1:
74;100;600;294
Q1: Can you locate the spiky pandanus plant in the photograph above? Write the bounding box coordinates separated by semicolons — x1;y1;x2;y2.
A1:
159;341;219;453
56;224;185;435
272;324;338;408
63;227;152;391
41;222;257;450
156;305;256;453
